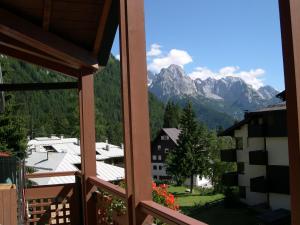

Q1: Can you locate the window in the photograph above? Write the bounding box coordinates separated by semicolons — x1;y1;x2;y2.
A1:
158;155;162;161
165;148;169;153
157;145;161;151
153;165;157;170
236;137;243;150
159;165;162;170
161;135;169;140
237;162;245;174
239;186;246;199
152;155;157;160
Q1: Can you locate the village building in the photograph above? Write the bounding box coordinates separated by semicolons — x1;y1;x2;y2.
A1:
220;94;290;211
26;136;125;185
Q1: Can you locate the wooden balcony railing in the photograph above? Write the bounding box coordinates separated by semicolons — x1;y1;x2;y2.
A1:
24;172;208;225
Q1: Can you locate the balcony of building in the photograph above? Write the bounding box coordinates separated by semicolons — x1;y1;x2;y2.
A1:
220;149;237;162
250;176;268;193
222;172;238;187
249;150;268;165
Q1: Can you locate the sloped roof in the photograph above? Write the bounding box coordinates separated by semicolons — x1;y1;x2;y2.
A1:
162;128;181;145
219;102;287;136
26;137;125;185
96;142;124;160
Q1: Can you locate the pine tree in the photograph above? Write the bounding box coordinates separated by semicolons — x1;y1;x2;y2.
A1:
166;101;210;191
163;101;181;128
0;94;27;158
181;104;210;193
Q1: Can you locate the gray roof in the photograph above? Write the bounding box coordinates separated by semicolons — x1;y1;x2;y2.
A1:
162;128;180;145
219;102;286;136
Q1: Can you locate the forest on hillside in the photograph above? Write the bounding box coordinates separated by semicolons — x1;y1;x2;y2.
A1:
0;55;165;145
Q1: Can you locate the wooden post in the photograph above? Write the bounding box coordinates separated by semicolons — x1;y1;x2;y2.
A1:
79;74;97;225
119;0;153;224
279;0;300;224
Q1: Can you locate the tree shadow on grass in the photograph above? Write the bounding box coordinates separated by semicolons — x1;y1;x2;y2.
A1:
180;205;259;225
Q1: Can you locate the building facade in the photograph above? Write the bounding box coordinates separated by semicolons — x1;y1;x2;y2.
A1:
220;103;290;210
151;128;212;187
151;128;179;181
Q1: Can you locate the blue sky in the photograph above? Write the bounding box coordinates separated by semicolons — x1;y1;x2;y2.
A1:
112;0;285;91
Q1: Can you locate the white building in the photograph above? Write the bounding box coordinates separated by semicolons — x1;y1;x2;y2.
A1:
220;102;290;210
26;136;125;185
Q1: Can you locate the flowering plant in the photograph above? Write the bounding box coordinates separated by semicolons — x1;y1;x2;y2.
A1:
152;182;179;211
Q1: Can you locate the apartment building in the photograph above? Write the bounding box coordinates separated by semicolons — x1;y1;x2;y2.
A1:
220;100;290;210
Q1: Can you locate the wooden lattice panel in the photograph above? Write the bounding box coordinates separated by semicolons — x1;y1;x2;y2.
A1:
25;184;81;225
27;198;72;225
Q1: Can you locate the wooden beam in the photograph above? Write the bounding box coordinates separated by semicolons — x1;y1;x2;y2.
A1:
78;74;97;225
0;9;98;70
43;0;52;31
0;82;78;92
279;0;300;224
93;0;113;55
97;0;119;66
140;201;207;225
0;43;83;77
119;0;152;224
88;176;127;201
25;171;80;179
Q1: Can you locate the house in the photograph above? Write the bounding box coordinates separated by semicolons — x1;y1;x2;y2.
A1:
220;99;290;210
26;136;125;185
151;128;211;187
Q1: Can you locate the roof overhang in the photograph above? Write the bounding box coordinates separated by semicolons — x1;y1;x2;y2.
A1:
0;0;119;77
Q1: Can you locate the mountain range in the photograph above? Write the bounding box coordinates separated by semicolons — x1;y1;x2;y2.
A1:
149;64;280;129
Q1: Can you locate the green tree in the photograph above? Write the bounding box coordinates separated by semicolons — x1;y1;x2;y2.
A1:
206;133;235;192
163;101;181;128
166;101;210;192
0;94;27;158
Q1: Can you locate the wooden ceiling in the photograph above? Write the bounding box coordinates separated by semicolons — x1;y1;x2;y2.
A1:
0;0;119;77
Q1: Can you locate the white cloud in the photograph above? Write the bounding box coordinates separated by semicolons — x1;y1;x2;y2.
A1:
147;44;162;57
148;49;193;73
189;66;265;89
115;54;120;60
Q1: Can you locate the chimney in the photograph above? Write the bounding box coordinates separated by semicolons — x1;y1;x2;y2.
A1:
60;135;64;140
121;143;124;150
106;144;110;151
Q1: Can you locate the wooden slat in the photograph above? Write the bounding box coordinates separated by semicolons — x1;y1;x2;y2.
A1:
25;183;74;199
0;43;89;77
26;171;79;179
88;176;126;201
43;0;52;31
93;0;113;55
0;8;98;70
140;201;207;225
0;82;78;92
10;189;17;225
97;0;119;65
29;202;53;207
3;190;10;225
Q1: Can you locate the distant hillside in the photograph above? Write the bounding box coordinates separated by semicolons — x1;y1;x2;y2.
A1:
149;64;280;129
0;56;164;145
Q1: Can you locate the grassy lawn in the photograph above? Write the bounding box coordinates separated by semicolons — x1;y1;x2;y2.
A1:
168;185;259;225
168;185;223;207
